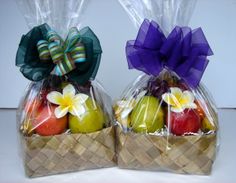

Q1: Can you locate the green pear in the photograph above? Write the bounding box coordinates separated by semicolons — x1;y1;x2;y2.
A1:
130;96;164;133
69;97;105;133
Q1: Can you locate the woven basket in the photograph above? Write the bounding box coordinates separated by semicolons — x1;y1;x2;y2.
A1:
116;127;217;175
21;126;116;177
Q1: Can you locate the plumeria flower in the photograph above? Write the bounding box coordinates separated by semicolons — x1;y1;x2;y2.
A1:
162;87;197;113
47;84;89;118
116;99;136;119
115;90;147;120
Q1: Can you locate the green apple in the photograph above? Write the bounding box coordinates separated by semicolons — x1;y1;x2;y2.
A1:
130;96;164;133
69;97;105;133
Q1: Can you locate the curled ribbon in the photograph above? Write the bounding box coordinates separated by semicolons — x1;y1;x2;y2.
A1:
16;23;102;85
37;27;86;76
126;19;213;89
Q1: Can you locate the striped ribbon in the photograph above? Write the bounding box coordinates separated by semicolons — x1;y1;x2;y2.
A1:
37;27;86;76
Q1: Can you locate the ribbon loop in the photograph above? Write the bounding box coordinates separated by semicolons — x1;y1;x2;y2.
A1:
37;27;86;76
65;28;86;63
37;40;50;61
126;19;213;89
47;30;63;44
48;42;64;64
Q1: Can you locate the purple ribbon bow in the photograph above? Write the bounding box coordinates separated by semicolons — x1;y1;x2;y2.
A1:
126;19;213;88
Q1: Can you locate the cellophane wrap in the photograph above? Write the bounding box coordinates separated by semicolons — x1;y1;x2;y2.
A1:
116;0;218;175
118;0;196;35
16;0;115;177
16;0;87;37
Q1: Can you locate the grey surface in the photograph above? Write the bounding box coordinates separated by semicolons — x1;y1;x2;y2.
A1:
0;109;235;183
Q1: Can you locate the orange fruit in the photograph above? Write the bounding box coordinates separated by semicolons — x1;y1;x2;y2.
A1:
33;105;68;136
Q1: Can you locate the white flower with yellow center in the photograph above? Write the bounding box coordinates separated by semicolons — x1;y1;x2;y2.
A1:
116;90;147;119
162;87;197;113
47;84;89;118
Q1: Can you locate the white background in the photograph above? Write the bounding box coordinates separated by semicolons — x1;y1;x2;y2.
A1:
0;0;236;108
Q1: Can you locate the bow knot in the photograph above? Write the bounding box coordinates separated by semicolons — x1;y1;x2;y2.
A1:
126;19;213;89
37;27;86;76
16;23;102;84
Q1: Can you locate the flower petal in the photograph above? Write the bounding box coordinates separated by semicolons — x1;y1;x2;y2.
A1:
69;104;85;116
74;94;89;104
62;92;74;105
54;106;69;118
180;90;195;105
121;108;132;119
63;84;75;96
162;93;170;104
163;87;196;112
183;102;197;109
170;87;183;100
162;93;180;106
171;106;184;113
47;91;63;105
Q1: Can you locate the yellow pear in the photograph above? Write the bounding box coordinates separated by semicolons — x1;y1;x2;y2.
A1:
130;96;164;133
69;97;105;133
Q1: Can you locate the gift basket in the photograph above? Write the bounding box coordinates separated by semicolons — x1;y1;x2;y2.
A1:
115;0;218;174
16;0;115;177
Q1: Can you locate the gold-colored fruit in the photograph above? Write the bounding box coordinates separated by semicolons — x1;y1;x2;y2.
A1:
69;98;105;133
130;96;164;133
201;117;216;133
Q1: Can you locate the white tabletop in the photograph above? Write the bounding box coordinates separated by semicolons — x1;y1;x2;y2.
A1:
0;109;235;183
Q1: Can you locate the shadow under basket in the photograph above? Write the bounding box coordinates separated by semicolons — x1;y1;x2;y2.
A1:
116;127;217;175
21;126;116;177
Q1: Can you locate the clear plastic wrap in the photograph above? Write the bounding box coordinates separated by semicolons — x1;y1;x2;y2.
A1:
16;0;115;177
116;0;218;174
118;0;197;35
16;0;87;37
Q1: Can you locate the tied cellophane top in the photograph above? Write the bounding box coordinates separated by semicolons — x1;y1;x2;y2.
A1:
16;0;113;138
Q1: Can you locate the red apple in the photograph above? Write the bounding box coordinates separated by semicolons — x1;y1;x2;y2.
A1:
167;109;201;135
32;105;68;136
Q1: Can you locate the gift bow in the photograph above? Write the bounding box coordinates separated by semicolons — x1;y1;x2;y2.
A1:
126;19;213;89
16;24;102;85
37;27;86;76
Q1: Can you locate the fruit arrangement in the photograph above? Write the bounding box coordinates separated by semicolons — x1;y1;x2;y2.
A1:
15;2;117;176
114;3;218;173
18;78;116;177
20;78;107;137
114;72;217;136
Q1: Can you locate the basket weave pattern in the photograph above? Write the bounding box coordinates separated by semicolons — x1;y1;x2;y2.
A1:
116;127;217;175
22;126;116;177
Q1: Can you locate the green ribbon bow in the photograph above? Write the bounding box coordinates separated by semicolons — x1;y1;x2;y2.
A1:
16;23;102;85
